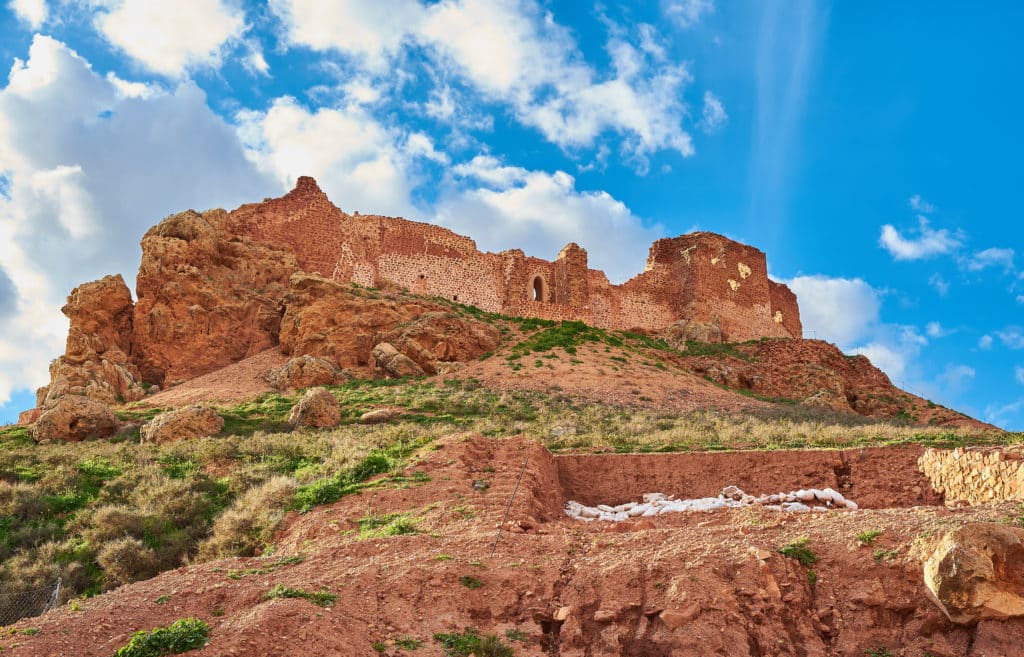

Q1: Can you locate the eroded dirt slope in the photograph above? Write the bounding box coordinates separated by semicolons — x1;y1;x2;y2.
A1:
4;436;1021;657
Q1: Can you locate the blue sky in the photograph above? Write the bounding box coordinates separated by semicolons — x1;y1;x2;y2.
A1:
0;0;1021;429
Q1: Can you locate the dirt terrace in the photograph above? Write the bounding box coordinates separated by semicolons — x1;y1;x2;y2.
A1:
3;436;1022;657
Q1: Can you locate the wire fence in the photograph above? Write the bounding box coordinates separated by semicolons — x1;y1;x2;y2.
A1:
0;579;61;627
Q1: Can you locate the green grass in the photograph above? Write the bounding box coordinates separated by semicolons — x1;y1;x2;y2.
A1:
779;537;818;567
856;530;883;546
459;575;483;589
264;584;337;607
357;514;419;538
113;618;209;657
225;555;304;580
433;627;514;657
395;635;424;650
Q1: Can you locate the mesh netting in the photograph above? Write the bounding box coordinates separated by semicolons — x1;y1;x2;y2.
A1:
0;580;60;626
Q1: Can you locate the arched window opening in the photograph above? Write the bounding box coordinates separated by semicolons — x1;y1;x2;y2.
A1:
532;276;546;302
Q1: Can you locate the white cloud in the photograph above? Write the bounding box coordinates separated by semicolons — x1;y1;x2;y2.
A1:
979;334;994;349
697;91;727;133
852;326;927;383
925;321;950;338
909;194;935;213
435;155;663;283
9;0;47;28
938;364;975;393
1017;295;1024;304
997;327;1024;350
663;0;714;28
1016;366;1024;386
269;0;696;164
92;0;246;77
0;35;270;406
963;247;1015;272
236;96;445;218
785;275;881;347
879;217;961;260
985;398;1024;430
928;272;949;296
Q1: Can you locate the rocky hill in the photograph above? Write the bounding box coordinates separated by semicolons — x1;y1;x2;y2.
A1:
1;179;1020;656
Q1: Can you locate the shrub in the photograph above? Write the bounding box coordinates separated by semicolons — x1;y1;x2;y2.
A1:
96;537;160;587
856;530;883;546
779;537;818;567
459;575;483;589
113;617;209;657
198;476;297;560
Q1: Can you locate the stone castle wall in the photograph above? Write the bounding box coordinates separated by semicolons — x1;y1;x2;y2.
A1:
229;177;802;340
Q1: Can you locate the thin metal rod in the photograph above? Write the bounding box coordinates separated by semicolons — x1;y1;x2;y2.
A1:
490;457;529;558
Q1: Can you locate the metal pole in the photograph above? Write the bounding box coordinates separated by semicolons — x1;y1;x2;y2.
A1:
490;457;529;558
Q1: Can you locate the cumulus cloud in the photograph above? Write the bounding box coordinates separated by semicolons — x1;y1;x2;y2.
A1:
663;0;714;28
851;326;927;383
269;0;696;164
697;91;727;133
785;275;881;347
435;155;663;283
963;247;1015;273
879;217;961;260
926;321;950;338
9;0;47;28
236;96;449;218
0;35;270;405
979;334;994;349
0;267;16;317
92;0;247;77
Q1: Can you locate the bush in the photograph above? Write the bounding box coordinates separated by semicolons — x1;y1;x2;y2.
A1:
434;628;513;657
198;476;297;560
114;617;209;657
779;537;818;567
96;537;160;587
264;584;337;607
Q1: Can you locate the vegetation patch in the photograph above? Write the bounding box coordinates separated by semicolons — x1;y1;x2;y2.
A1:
434;627;514;657
357;513;419;539
779;537;818;567
225;555;304;580
264;584;337;607
113;617;209;657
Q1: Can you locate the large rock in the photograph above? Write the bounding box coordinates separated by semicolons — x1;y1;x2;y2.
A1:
42;275;146;408
268;355;345;392
140;406;224;443
662;319;722;347
31;395;119;442
371;342;425;378
132;209;299;387
378;312;500;375
289;387;341;428
924;522;1024;624
278;274;439;369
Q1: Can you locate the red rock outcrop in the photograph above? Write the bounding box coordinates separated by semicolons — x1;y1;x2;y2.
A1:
30;395;119;442
41;274;144;407
132;209;299;386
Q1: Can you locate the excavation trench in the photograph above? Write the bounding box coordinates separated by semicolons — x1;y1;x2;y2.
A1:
550;445;945;514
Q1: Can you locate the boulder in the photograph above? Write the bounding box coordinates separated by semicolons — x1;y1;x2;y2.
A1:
359;408;402;424
31;395;119;442
924;522;1024;624
140;406;224;444
378;312;500;375
17;408;42;426
289;387;341;428
662;319;722;347
269;355;346;392
372;342;425;378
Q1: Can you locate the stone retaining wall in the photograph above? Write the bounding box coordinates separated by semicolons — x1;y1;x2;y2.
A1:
918;446;1024;505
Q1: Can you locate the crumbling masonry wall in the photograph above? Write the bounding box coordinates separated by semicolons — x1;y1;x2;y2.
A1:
228;177;803;340
919;447;1024;505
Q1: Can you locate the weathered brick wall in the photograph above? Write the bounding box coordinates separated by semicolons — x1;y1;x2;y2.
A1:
919;446;1024;504
226;177;803;339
